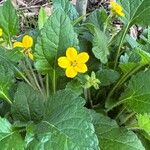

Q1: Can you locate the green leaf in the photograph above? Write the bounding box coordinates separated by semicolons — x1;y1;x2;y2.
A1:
65;79;83;96
92;27;109;64
52;0;78;20
0;61;14;104
137;133;150;150
11;83;45;122
120;0;150;26
135;49;150;64
137;114;150;135
0;0;19;40
119;62;137;74
92;112;145;150
120;69;150;113
119;49;150;73
96;69;120;86
112;0;150;66
35;9;79;74
0;117;24;149
126;35;140;49
38;7;48;30
27;90;99;149
86;8;108;31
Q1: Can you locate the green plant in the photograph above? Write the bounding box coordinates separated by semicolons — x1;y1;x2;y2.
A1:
0;0;150;149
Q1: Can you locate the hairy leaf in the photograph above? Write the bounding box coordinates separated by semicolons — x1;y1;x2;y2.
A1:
92;27;109;64
137;114;150;135
0;61;14;103
38;7;48;30
52;0;78;20
0;117;24;149
0;0;19;40
86;8;108;31
35;9;79;74
96;69;120;86
27;90;99;149
11;83;45;122
120;69;150;113
92;112;145;150
119;0;150;26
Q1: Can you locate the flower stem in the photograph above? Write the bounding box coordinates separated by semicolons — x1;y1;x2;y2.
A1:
120;112;136;126
114;24;130;69
14;65;33;88
52;69;56;94
106;98;127;112
0;91;12;104
104;14;112;33
25;57;44;96
106;64;144;107
115;106;126;120
46;73;49;97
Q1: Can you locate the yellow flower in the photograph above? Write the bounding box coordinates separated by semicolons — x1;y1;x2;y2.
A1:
13;35;34;60
0;28;3;37
110;1;125;17
58;47;89;78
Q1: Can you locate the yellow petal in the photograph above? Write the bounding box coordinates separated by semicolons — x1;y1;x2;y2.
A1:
28;52;34;60
0;28;2;36
74;64;88;73
66;47;77;61
77;52;89;64
13;42;23;48
22;35;33;49
110;1;124;17
118;11;125;17
58;57;70;68
65;67;77;78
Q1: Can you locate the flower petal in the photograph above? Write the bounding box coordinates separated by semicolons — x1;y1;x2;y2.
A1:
74;64;88;73
58;57;70;69
110;1;124;17
0;28;2;36
65;67;77;78
66;47;77;61
22;35;33;49
118;11;125;17
77;52;89;64
13;42;23;48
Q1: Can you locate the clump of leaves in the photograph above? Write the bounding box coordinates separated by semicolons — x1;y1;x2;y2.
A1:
0;0;150;149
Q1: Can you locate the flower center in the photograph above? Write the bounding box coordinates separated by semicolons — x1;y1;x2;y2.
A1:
71;60;77;67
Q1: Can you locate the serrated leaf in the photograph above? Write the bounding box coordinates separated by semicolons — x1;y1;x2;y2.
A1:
38;7;48;30
92;27;109;64
137;133;150;150
65;79;83;96
112;0;150;65
119;62;137;74
52;0;78;20
0;0;19;41
96;69;120;86
135;49;150;64
27;90;99;149
91;112;145;150
11;83;45;122
119;0;150;26
0;61;14;104
119;49;150;73
86;8;108;31
120;69;150;113
0;117;24;149
137;114;150;135
35;9;79;74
